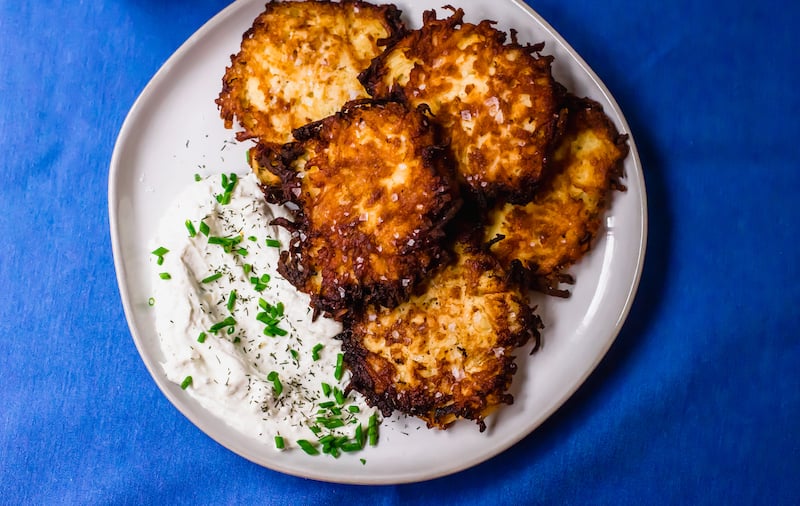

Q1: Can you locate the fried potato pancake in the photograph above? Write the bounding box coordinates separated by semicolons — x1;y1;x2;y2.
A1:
253;100;460;318
360;7;560;203
217;0;405;143
484;95;628;295
340;239;541;430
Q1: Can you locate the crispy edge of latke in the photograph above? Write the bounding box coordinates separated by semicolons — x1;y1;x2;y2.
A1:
339;236;542;431
216;0;407;143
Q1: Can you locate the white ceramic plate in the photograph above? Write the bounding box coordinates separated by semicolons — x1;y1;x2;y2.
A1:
109;0;647;484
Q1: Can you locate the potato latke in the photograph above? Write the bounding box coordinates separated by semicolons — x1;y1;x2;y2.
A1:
360;7;560;203
217;0;404;143
484;95;628;295
341;239;541;431
252;99;460;319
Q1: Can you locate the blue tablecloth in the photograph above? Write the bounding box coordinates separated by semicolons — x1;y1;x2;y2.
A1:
2;0;798;503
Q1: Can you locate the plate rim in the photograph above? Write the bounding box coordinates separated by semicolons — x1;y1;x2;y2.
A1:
109;0;648;484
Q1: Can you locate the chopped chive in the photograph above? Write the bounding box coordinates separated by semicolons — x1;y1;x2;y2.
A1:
348;405;360;413
321;382;332;397
215;173;238;206
262;325;288;337
318;434;335;445
267;371;282;396
151;247;168;266
199;221;210;236
251;274;271;291
255;312;272;325
226;290;237;312
290;349;299;361
333;387;345;406
236;247;248;256
311;343;324;361
147;297;155;306
158;272;171;280
334;436;350;450
246;149;252;165
265;238;281;248
194;173;202;182
255;299;286;330
227;326;235;335
219;192;231;205
316;417;345;429
319;401;336;409
180;376;193;390
247;235;257;242
274;436;284;450
209;316;236;333
334;353;344;381
341;442;362;452
201;272;223;284
355;424;364;448
185;220;197;237
296;439;319;456
360;458;366;465
208;235;243;253
197;332;207;343
368;414;378;446
243;263;252;276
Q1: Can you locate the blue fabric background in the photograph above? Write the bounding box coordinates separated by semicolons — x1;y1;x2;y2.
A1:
1;0;798;504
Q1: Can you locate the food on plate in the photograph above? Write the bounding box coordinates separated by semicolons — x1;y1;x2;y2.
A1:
359;7;561;204
340;238;542;431
250;99;460;319
194;1;630;440
216;0;405;144
150;173;378;454
484;95;628;295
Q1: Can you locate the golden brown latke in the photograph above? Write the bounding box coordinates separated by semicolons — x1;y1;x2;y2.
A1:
340;239;542;431
360;7;560;204
484;95;628;296
217;0;405;144
253;99;460;319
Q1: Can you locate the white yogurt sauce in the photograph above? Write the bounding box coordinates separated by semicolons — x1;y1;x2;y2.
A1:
149;172;377;454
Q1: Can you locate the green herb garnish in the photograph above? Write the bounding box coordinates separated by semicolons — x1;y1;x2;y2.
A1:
208;316;236;334
267;371;283;396
185;220;197;237
201;272;223;284
180;376;193;390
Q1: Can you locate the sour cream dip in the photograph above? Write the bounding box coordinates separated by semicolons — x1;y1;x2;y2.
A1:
149;172;377;455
